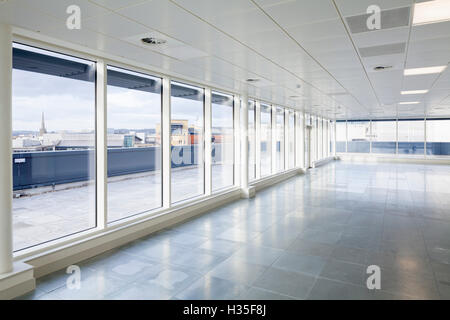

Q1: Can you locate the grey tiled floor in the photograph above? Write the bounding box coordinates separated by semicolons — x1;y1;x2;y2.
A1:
18;161;450;300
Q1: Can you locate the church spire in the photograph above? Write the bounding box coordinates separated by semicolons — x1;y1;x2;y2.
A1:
39;112;47;136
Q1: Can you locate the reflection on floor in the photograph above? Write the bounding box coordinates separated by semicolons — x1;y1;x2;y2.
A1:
18;160;450;300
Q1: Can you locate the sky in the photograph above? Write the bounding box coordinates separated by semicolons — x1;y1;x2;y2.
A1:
12;68;231;133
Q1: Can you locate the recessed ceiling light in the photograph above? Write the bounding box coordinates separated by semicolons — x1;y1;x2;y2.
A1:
401;90;429;95
404;65;447;75
141;37;167;45
413;0;450;25
399;101;420;105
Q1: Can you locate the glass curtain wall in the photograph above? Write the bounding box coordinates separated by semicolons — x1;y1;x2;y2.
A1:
170;81;205;203
398;119;424;155
336;121;346;152
260;104;272;177
12;43;96;251
426;119;450;156
347;120;370;153
106;66;162;223
211;91;234;191
276;107;285;172
324;120;329;157
371;120;396;154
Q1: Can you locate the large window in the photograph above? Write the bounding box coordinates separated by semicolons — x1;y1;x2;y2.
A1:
248;100;256;181
371;120;396;154
260;104;272;177
211;91;234;191
311;116;317;162
171;82;204;203
275;107;285;172
318;118;323;159
12;43;96;251
347;120;370;153
398;119;424;155
106;66;162;222
426;119;450;156
288;111;295;169
323;120;328;158
305;114;311;165
336;121;346;152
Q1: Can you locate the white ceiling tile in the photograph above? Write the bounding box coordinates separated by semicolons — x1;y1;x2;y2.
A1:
256;0;338;29
90;0;148;10
84;12;149;38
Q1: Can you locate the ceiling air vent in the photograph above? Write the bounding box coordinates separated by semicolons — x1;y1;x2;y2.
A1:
345;6;411;34
141;37;167;45
246;78;260;83
373;65;393;71
359;42;406;58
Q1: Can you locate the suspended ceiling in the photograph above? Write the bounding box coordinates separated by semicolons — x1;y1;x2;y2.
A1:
1;0;449;119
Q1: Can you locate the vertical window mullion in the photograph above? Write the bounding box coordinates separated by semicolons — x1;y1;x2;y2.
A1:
96;60;107;229
204;88;212;195
162;77;171;207
255;101;261;179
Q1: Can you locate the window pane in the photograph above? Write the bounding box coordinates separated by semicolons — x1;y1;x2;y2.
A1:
12;43;96;251
318;118;323;159
426;119;450;156
347;121;370;153
398;119;424;155
171;82;204;203
260;104;272;177
288;112;295;169
276;107;285;172
311;116;317;161
305;114;310;164
325;120;327;157
372;120;396;154
336;121;346;152
212;91;234;191
106;66;162;222
248;101;256;181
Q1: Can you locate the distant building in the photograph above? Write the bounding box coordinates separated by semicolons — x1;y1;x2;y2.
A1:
156;120;203;146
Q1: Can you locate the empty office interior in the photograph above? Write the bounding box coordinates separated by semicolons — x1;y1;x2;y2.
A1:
0;0;450;301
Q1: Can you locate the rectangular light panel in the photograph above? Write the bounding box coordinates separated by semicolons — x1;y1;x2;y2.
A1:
413;0;450;25
404;66;447;75
401;90;429;94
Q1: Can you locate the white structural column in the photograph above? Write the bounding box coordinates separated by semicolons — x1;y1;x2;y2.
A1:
233;95;241;187
240;93;254;198
296;111;304;168
96;60;107;229
255;101;261;179
284;109;289;170
204;88;212;195
271;106;277;174
0;23;13;274
333;120;337;157
424;117;427;158
162;77;171;207
395;119;399;155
